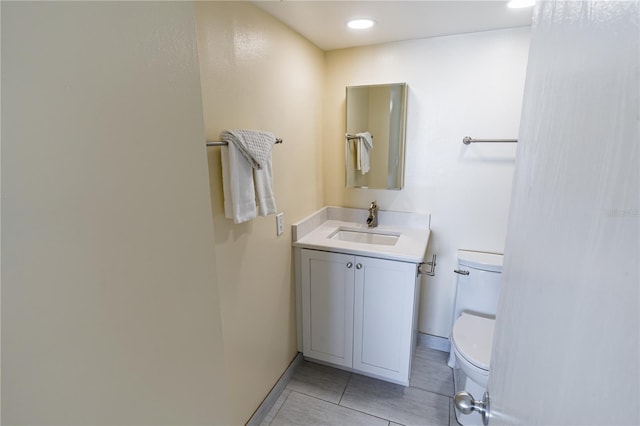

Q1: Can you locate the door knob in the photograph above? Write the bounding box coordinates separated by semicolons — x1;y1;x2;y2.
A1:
346;262;353;269
454;391;490;426
356;263;362;269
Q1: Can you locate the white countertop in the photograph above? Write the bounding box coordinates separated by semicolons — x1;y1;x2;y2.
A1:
293;218;430;264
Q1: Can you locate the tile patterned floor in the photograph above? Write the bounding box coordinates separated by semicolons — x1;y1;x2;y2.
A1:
261;346;462;426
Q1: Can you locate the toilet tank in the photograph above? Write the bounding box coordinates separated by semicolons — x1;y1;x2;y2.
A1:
452;250;504;321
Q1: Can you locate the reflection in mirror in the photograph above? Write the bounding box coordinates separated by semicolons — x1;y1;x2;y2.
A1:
346;83;407;190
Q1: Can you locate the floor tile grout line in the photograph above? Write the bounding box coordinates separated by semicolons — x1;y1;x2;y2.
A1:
285;389;343;408
284;389;393;425
408;385;455;399
448;374;455;426
283;386;343;406
335;400;395;425
337;372;353;406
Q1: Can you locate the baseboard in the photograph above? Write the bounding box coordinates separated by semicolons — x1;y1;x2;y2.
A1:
246;352;303;426
417;332;451;353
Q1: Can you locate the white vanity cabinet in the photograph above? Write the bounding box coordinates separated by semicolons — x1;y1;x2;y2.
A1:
300;248;419;385
301;250;354;368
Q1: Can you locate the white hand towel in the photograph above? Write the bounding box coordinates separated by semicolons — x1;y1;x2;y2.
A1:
221;144;257;224
356;131;373;175
220;129;275;169
221;129;278;222
254;161;277;216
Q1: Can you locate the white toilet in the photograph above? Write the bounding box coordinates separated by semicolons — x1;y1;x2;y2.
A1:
448;250;503;426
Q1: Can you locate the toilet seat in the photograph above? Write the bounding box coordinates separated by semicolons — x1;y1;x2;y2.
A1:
451;313;495;371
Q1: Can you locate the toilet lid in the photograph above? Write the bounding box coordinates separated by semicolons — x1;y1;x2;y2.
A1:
458;250;503;273
451;313;495;371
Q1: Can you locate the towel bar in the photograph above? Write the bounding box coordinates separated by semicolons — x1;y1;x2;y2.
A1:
206;138;283;147
346;134;374;140
463;136;518;145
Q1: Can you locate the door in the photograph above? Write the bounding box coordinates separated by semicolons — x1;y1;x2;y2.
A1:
301;249;355;367
352;256;416;383
485;2;639;424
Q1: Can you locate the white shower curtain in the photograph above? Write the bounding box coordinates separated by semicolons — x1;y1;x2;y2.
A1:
488;1;639;424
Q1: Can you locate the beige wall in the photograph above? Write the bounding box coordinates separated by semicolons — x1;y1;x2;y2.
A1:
2;2;230;424
325;28;531;337
195;3;324;424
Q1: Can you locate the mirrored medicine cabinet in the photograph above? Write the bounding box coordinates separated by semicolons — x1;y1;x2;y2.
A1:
345;82;407;190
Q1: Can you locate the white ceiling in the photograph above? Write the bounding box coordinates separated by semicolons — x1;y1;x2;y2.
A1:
252;1;534;51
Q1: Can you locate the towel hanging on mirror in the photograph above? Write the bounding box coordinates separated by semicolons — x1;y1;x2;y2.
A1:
355;131;373;175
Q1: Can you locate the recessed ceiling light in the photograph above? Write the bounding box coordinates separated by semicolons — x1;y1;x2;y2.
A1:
507;0;535;8
347;19;375;30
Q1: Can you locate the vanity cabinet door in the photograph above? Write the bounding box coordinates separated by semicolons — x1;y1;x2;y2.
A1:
353;256;417;383
301;249;355;368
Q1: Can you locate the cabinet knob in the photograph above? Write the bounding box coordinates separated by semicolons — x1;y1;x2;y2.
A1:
356;263;362;269
346;262;353;269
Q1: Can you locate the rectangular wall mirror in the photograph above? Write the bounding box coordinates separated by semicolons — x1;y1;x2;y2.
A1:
345;82;408;190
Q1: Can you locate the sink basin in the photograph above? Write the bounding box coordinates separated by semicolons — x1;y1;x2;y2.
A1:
328;227;400;246
292;207;431;263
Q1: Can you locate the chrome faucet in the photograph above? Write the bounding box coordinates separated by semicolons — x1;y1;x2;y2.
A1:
367;201;378;228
